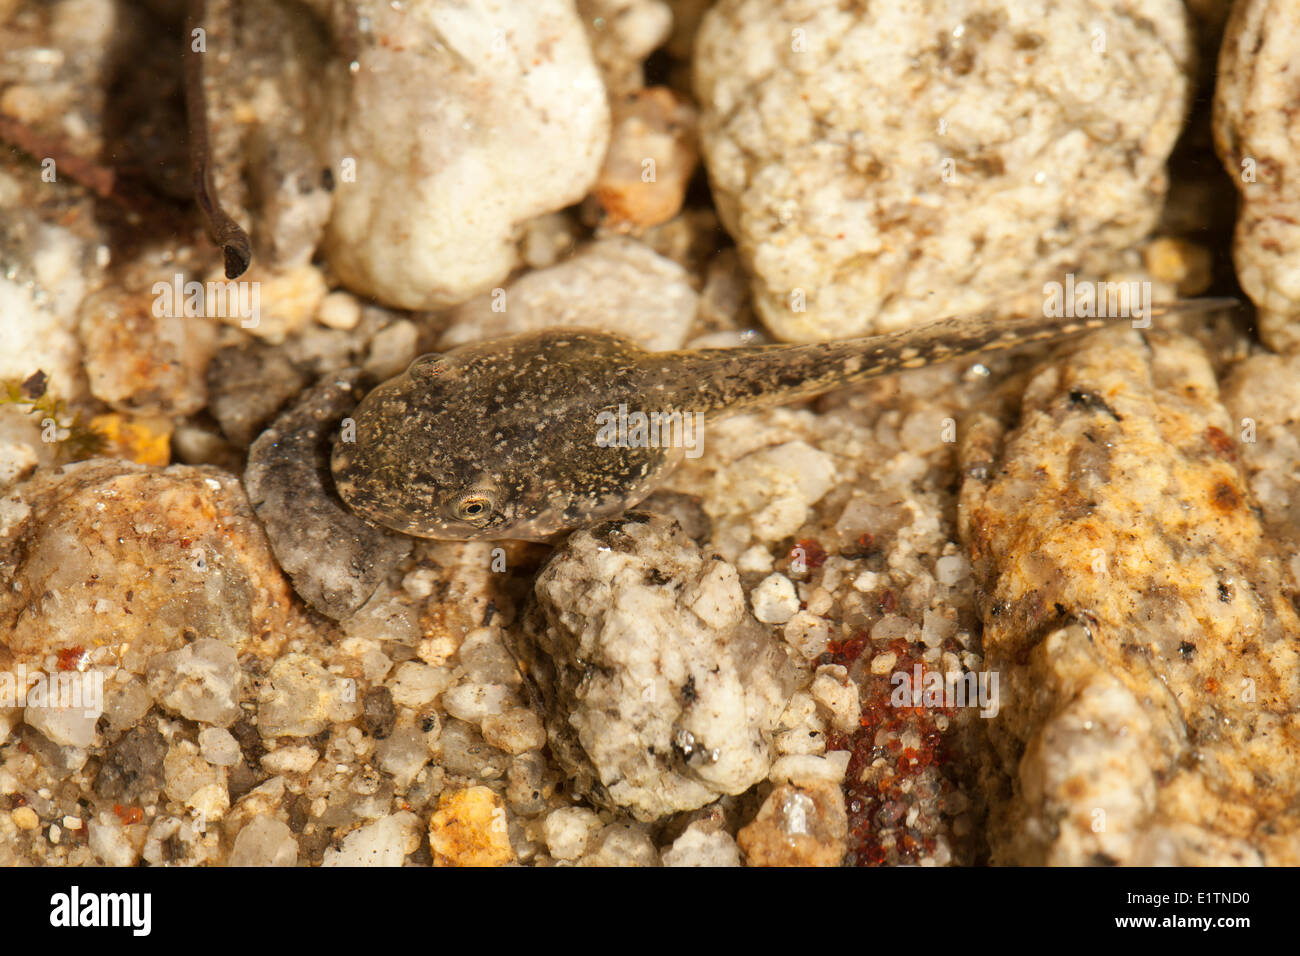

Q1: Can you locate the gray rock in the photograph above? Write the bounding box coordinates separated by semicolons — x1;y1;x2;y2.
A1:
206;343;308;446
362;686;396;740
96;726;167;804
525;514;799;821
375;725;432;789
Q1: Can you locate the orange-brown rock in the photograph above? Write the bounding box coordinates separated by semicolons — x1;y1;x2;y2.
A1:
959;328;1300;865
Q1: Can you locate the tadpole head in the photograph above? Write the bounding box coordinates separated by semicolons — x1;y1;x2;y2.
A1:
330;330;672;541
330;356;511;540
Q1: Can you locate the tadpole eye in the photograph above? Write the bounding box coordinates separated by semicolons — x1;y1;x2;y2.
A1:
454;492;494;522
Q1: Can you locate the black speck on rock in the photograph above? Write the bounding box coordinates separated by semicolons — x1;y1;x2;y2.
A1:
1067;388;1122;421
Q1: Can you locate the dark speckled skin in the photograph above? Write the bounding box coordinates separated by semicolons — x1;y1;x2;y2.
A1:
330;304;1224;541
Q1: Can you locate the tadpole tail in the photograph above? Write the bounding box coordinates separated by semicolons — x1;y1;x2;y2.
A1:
667;297;1240;420
185;0;251;280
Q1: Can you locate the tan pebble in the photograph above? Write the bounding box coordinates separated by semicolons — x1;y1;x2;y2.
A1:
88;413;173;467
870;651;898;675
480;708;546;755
11;807;38;830
593;87;698;231
1142;237;1212;296
316;291;362;330
737;781;847;867
427;786;515;867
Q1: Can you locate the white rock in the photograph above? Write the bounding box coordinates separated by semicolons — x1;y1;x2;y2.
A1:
714;441;837;543
750;573;799;624
318;0;609;309
810;665;862;733
260;745;320;776
457;628;521;685
934;554;968;587
736;545;774;574
661;823;742;867
439;239;698;352
102;679;152;733
0;434;38;490
441;682;513;726
921;607;958;648
853;571;880;592
24;693;100;749
147;640;242;727
580;822;660;867
695;0;1193;341
321;811;421;867
198;727;240;767
163;743;229;819
783;610;830;661
542;806;603;861
387;661;453;710
480;708;547;755
1214;0;1300;351
685;559;746;631
774;725;826;756
578;0;673;95
769;751;850;786
805;587;834;617
0;184;102;399
870;651;898;676
532;516;796;821
872;614;917;643
229;816;298;867
315;290;361;331
258;653;356;738
375;726;433;789
88;816;141;867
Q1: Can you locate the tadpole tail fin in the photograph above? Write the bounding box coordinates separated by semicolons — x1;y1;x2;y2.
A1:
666;297;1240;419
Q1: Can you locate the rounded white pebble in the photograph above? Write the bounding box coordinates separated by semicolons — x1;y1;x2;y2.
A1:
736;544;775;574
198;727;241;767
782;610;830;661
935;554;969;587
543;807;602;861
853;571;880;592
315;291;362;330
750;573;799;624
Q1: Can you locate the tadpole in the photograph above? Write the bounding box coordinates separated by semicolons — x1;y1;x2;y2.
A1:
184;0;252;279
